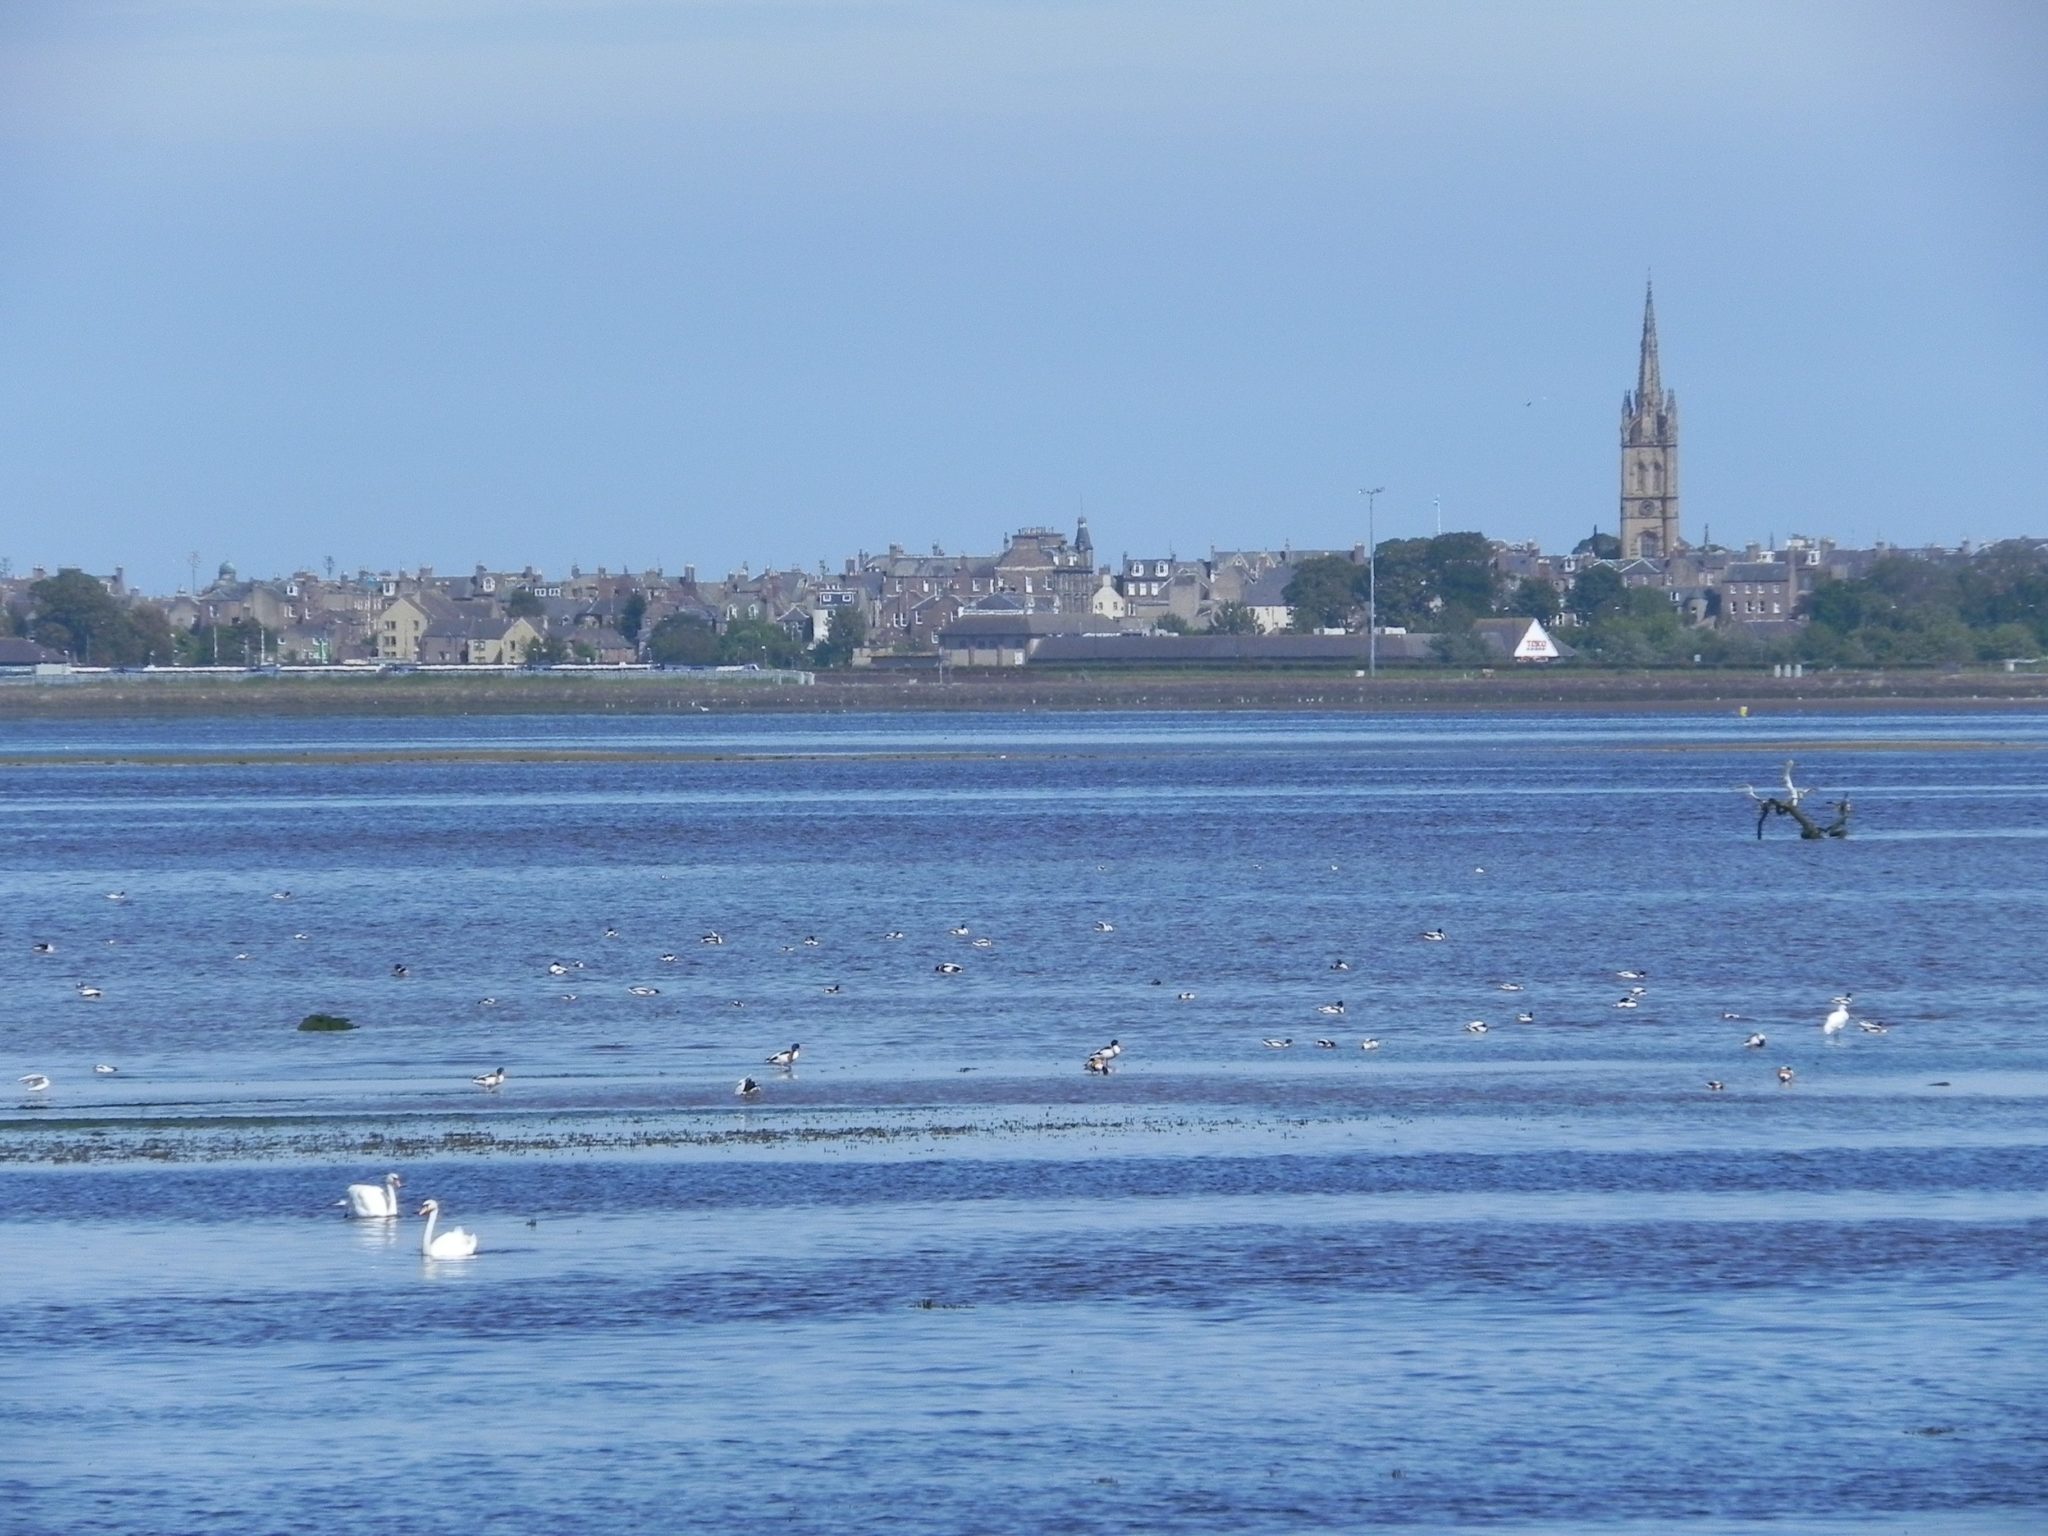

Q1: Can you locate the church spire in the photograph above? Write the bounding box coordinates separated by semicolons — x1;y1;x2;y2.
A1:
1636;280;1662;407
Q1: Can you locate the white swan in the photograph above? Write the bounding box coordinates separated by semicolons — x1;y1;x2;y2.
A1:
1823;995;1853;1036
342;1172;404;1219
416;1199;478;1259
19;1073;50;1092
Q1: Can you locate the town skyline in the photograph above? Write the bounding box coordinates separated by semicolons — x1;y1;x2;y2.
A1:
4;4;2042;590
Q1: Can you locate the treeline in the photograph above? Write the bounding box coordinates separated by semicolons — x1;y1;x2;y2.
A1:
1282;536;2048;668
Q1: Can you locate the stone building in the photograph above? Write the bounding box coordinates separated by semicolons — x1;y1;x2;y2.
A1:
1620;283;1681;560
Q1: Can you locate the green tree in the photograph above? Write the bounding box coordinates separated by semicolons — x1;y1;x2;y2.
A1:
28;569;161;665
524;633;570;666
1282;555;1363;631
719;618;802;668
617;593;647;644
1206;601;1262;635
1569;565;1626;623
647;614;721;666
811;604;870;668
1507;576;1562;623
505;588;546;619
1573;532;1622;559
1154;613;1192;635
180;619;275;666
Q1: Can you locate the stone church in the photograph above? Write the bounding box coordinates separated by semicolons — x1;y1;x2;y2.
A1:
1620;284;1680;558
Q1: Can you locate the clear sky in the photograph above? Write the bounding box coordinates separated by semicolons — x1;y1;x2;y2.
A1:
2;1;2043;592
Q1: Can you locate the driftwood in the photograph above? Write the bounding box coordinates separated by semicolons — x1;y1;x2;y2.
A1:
1743;760;1851;840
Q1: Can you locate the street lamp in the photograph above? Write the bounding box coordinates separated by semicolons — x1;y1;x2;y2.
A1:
1361;486;1385;677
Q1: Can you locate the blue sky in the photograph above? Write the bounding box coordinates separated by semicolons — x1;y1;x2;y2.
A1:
2;1;2043;592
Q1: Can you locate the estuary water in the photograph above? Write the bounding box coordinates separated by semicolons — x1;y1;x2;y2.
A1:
1;706;2043;1534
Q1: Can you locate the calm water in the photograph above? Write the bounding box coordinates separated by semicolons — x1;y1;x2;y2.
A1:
1;708;2043;1534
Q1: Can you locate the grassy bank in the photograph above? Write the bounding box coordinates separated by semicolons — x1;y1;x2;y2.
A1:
2;666;2046;718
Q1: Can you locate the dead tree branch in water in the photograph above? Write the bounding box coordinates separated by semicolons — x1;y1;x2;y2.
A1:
1743;759;1851;840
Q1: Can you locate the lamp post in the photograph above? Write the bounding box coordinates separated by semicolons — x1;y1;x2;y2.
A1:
1361;486;1385;677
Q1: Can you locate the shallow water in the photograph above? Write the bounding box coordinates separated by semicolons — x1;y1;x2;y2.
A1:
2;708;2044;1533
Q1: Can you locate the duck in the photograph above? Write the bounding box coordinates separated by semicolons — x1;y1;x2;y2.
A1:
736;1077;761;1097
1858;1019;1889;1035
1496;982;1525;993
1083;1052;1115;1074
627;985;661;997
547;961;571;977
472;1067;506;1089
76;984;103;1000
700;931;725;945
1175;991;1196;1001
947;924;971;937
1091;1039;1122;1061
659;953;680;964
1823;995;1853;1036
416;1199;478;1260
1777;1065;1796;1085
765;1044;800;1069
1359;1038;1381;1051
1613;997;1639;1010
1314;1038;1338;1049
935;962;964;975
1514;1011;1535;1024
1744;1032;1768;1049
476;997;499;1008
971;937;994;949
1464;1021;1489;1034
342;1172;404;1219
602;925;620;940
390;963;409;979
1720;1011;1747;1021
1316;1001;1345;1016
823;983;843;995
1616;969;1648;981
1329;959;1351;972
93;1063;118;1075
1260;1038;1293;1049
271;890;293;902
1419;928;1447;942
31;941;54;955
105;891;128;903
1093;921;1116;933
802;936;820;948
1706;1080;1726;1092
19;1073;50;1092
882;930;905;941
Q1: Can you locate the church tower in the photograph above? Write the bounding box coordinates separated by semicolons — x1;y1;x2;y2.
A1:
1619;283;1680;559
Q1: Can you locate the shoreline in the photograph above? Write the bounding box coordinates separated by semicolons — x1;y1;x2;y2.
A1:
2;667;2047;717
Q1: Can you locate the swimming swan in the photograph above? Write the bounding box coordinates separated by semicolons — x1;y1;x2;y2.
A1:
342;1172;404;1219
417;1199;479;1259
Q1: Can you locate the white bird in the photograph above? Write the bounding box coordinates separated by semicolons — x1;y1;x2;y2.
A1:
93;1063;117;1075
1317;1001;1345;1016
19;1073;50;1092
627;985;661;997
948;924;971;937
1616;969;1647;980
1419;928;1447;942
472;1067;506;1089
76;984;103;1000
105;891;128;902
736;1077;761;1096
1745;1032;1768;1049
547;961;571;976
1464;1021;1489;1034
1260;1037;1293;1049
1089;1039;1121;1062
271;890;293;901
1359;1038;1381;1050
766;1044;800;1068
1093;921;1116;933
342;1172;404;1219
1515;1011;1535;1024
935;961;964;975
1496;982;1525;993
1823;996;1853;1036
416;1199;478;1259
